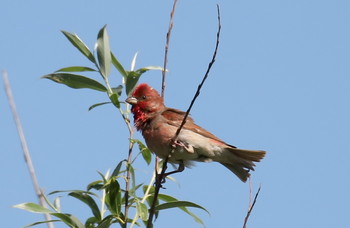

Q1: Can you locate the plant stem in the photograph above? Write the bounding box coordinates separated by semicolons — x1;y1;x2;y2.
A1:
118;107;134;228
147;5;221;227
2;71;54;228
130;172;156;228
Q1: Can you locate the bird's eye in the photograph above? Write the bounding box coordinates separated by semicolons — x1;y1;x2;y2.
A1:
142;95;147;100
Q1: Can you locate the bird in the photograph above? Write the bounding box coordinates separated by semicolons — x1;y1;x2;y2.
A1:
125;83;266;182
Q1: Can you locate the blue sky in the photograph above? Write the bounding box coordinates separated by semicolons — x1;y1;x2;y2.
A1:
1;0;350;227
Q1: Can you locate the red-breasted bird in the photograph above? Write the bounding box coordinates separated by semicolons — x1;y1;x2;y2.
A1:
126;83;266;182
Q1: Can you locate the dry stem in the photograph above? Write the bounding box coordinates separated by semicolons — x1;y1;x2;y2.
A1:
243;185;262;228
2;71;54;228
147;5;221;228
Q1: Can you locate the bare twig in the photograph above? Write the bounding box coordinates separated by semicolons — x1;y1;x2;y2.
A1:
161;0;178;98
147;5;221;228
174;4;221;139
243;185;262;228
154;0;179;204
2;71;54;228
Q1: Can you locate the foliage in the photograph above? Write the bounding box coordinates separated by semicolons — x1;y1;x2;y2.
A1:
14;25;208;228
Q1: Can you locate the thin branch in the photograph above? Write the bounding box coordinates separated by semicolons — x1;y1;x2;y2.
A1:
243;185;262;228
147;5;221;228
2;71;54;228
118;102;136;228
161;0;178;98
147;1;179;226
123;131;134;228
173;4;221;139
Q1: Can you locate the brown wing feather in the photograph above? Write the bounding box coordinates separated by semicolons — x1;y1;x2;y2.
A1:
161;108;234;147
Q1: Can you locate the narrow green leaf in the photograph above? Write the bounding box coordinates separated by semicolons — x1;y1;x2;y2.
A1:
125;66;164;96
24;220;60;228
87;180;104;191
131;139;152;165
104;177;122;216
154;199;208;227
111;52;127;78
112;85;123;96
96;25;111;79
42;73;107;92
88;102;111;111
130;52;138;71
111;160;125;177
135;66;164;74
125;71;141;96
97;171;108;183
49;190;99;198
41;192;59;212
155;201;208;213
159;194;206;226
69;192;101;221
51;213;85;228
97;215;114;228
109;93;120;108
55;66;96;73
136;202;149;221
182;209;206;227
157;194;177;202
13;203;52;214
85;216;98;227
61;30;95;63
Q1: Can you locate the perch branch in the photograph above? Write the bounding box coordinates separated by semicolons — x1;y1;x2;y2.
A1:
243;185;262;228
161;0;178;98
147;5;221;228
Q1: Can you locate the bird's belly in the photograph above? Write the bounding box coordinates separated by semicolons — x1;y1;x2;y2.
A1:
143;126;221;164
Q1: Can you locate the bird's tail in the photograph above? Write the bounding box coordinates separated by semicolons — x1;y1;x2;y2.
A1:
220;147;266;182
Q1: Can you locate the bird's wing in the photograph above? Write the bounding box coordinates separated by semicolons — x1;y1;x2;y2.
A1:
161;108;236;148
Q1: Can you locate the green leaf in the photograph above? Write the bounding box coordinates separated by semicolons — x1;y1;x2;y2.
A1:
24;220;60;228
69;192;101;221
136;202;149;221
111;52;127;78
104;177;122;216
125;71;141;96
154;199;208;226
88;102;111;111
158;194;206;226
109;93;120;108
112;85;123;96
97;215;114;228
51;213;85;228
85;216;98;228
125;66;164;96
13;203;52;213
111;160;125;177
96;25;111;79
135;66;164;74
61;30;95;63
49;190;98;198
155;201;208;213
131;139;152;165
42;73;107;92
55;66;96;73
87;180;104;191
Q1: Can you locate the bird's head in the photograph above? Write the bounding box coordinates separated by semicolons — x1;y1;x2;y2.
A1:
126;83;165;129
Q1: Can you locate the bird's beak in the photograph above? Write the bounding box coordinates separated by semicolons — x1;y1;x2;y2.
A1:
125;97;138;105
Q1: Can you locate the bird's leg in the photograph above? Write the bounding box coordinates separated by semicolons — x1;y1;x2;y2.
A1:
155;162;168;188
154;161;185;187
164;161;185;177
